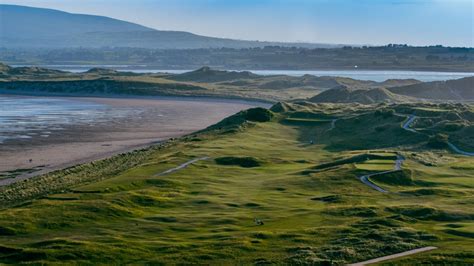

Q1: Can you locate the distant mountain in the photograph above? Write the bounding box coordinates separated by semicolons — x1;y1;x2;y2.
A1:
309;86;415;104
0;5;336;49
388;77;474;101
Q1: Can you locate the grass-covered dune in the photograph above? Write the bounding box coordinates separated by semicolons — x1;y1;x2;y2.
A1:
390;77;474;101
0;79;208;97
0;63;432;103
309;86;416;104
2;62;473;103
0;103;473;264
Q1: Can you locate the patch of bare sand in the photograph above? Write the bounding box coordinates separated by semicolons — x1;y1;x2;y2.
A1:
0;96;265;185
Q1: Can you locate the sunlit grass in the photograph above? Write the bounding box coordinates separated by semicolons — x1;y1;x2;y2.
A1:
0;103;473;264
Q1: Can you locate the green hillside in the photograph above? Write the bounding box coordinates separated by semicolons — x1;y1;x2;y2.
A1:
0;103;472;264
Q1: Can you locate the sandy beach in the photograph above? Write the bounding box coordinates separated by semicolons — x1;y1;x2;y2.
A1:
0;95;266;185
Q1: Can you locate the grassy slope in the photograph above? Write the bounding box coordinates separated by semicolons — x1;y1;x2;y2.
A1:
389;77;474;101
0;104;473;264
0;70;315;102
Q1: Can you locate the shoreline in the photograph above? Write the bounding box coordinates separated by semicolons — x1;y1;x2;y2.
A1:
8;64;474;73
0;95;265;186
0;138;164;187
0;90;276;105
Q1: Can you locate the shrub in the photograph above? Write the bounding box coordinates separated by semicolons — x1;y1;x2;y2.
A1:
427;133;449;149
374;109;394;118
370;169;413;186
215;156;261;168
386;206;474;221
442;122;464;132
242;108;274;122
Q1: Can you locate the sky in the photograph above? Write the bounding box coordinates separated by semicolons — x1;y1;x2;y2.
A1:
2;0;473;47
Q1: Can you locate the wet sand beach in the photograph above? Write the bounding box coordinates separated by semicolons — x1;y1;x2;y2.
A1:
0;95;265;184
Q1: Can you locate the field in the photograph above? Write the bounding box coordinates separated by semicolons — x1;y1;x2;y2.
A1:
0;103;472;264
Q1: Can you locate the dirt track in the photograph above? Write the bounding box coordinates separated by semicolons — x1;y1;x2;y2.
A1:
154;157;209;176
348;246;438;265
358;155;404;193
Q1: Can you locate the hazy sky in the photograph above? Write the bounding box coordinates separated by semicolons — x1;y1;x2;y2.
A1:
2;0;473;46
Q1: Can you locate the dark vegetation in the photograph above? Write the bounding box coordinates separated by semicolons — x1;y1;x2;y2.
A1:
204;107;274;132
240;108;274;122
215;156;261;168
386;206;474;222
2;45;473;71
427;134;449;149
0;79;206;96
370;169;414;186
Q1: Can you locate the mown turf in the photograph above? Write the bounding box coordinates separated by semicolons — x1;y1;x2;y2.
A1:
0;102;472;264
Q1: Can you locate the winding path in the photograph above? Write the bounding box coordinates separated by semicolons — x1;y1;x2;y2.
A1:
401;115;418;133
447;142;474;157
328;119;337;131
154;157;209;176
358;155;404;193
348;246;438;266
401;114;473;157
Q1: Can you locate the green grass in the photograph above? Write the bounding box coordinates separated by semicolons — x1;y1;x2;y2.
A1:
311;153;397;172
283;117;332;125
0;102;473;264
354;159;395;171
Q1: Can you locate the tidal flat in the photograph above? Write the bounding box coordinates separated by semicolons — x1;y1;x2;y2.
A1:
0;95;265;185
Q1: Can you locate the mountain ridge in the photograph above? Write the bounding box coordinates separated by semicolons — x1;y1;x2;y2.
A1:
0;4;337;49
